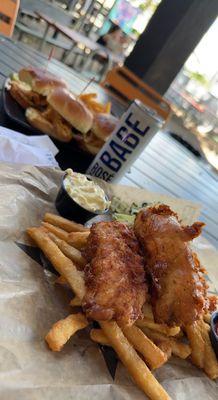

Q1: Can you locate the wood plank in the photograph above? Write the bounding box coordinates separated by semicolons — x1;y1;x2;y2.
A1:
140;141;218;196
15;40;76;69
142;143;218;196
196;219;217;245
127;165;176;196
0;50;33;72
2;39;76;72
134;157;217;212
158;133;218;181
147;134;218;187
140;146;218;196
0;42;51;70
137;153;218;214
0;76;5;86
0;44;43;69
0;62;13;78
120;176;138;187
198;231;218;249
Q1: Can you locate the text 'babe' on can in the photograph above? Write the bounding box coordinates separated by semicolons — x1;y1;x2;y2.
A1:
87;100;164;183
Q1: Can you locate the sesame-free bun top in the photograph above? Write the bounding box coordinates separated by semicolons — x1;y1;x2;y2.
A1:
19;67;68;96
92;113;118;141
47;88;93;134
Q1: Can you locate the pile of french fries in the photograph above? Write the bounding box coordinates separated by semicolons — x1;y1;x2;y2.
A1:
27;213;218;400
79;92;111;114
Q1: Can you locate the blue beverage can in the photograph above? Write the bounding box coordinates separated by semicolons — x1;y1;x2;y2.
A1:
86;100;164;183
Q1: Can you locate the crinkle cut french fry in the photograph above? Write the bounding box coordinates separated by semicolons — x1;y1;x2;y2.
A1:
48;232;86;268
44;213;88;232
199;320;218;380
121;324;168;370
136;317;180;337
45;313;88;351
67;231;90;249
42;222;69;241
100;321;171;400
142;327;191;359
185;321;205;368
27;227;85;300
90;329;110;346
70;296;82;307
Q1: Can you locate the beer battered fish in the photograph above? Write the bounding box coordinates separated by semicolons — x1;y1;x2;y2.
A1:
82;221;147;325
134;205;207;327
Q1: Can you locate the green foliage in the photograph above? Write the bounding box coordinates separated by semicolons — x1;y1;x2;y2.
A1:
188;71;209;87
139;0;158;13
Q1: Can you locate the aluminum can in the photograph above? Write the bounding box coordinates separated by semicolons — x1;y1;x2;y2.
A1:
86;99;164;183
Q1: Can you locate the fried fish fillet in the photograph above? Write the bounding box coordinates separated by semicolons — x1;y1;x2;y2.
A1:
134;205;207;327
82;221;147;325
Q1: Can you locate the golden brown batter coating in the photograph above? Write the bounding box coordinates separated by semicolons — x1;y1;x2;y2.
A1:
134;205;207;327
83;221;147;325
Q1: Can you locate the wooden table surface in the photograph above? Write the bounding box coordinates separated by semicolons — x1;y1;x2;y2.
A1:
0;36;217;248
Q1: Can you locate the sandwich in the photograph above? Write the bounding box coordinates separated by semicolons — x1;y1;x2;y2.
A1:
82;112;118;154
8;67;118;152
8;67;67;110
26;87;94;142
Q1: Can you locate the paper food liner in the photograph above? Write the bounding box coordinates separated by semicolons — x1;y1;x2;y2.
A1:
0;162;217;400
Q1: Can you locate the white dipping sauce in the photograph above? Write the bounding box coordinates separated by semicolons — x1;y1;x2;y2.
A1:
64;169;110;212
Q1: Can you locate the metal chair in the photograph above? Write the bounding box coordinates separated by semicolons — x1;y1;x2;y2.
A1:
101;66;171;121
0;0;20;37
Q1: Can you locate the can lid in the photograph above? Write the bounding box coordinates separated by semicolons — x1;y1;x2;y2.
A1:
134;99;165;125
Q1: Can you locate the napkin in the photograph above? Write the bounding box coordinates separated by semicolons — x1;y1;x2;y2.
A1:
0;126;59;167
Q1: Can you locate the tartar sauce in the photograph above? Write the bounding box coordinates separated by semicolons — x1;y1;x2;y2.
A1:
64;169;110;212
